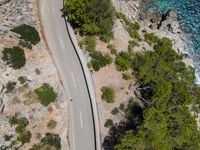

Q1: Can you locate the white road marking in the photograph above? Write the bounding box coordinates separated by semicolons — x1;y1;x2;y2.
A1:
41;2;44;15
80;111;83;128
52;0;55;13
71;72;77;87
59;37;65;50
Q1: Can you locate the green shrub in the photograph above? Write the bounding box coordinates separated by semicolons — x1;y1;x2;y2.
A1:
104;119;114;128
17;117;29;127
47;120;57;129
85;37;96;52
122;72;132;80
101;86;115;103
9;117;29;128
144;33;159;45
4;134;13;141
128;40;139;51
6;81;16;92
11;24;40;45
8;116;31;145
35;83;57;106
64;0;114;42
111;107;119;115
115;52;132;71
128;29;140;40
107;44;117;55
2;46;26;69
154;37;181;62
9;116;18;125
18;76;27;84
89;52;112;71
41;133;61;150
17;130;32;144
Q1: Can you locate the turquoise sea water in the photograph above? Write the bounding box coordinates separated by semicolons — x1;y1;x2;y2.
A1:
144;0;200;83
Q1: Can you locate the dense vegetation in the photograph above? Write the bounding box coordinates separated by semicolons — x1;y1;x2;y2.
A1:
115;52;132;71
2;46;26;69
89;52;112;71
35;83;57;106
11;24;40;46
30;133;61;150
9;117;32;145
103;37;200;149
64;0;114;42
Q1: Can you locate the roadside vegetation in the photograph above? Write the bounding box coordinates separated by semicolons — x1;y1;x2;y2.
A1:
79;36;96;53
2;46;26;69
89;52;112;71
11;24;40;47
64;0;114;42
101;86;115;103
30;133;61;150
103;36;200;149
35;83;57;106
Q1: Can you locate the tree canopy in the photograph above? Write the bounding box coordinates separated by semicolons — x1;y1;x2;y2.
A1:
64;0;114;42
104;37;200;150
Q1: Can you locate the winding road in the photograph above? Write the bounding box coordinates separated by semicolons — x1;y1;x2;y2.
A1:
39;0;97;149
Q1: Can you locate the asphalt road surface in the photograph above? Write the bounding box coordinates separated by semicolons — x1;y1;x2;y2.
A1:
40;0;96;149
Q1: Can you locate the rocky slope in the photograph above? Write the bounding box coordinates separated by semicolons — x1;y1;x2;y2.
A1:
0;0;69;149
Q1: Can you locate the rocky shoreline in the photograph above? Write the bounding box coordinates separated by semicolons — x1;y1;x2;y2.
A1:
112;0;193;67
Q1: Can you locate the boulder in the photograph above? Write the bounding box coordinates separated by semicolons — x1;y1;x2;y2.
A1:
158;9;180;33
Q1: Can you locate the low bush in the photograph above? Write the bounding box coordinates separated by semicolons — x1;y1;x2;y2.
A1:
115;52;132;71
107;44;117;55
101;86;115;103
85;37;96;52
89;52;112;71
122;72;132;80
104;119;114;128
4;134;13;141
128;40;139;51
35;83;57;106
17;130;32;144
119;103;125;111
41;133;61;150
144;32;159;45
11;24;40;45
111;107;119;115
2;46;26;69
6;81;16;92
18;76;27;84
47;120;57;129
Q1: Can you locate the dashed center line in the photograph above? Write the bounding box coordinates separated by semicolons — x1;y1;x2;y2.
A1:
59;37;65;50
80;111;83;128
71;72;77;87
52;0;55;13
